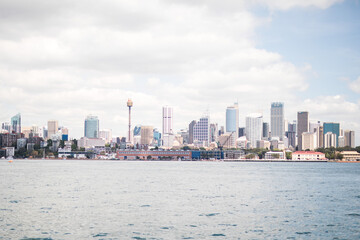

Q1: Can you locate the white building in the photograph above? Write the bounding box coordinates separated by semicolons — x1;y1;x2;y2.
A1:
193;116;210;147
99;129;112;144
246;113;263;148
292;151;326;161
162;106;173;135
47;120;58;139
265;151;285;159
324;132;337;148
302;132;317;150
78;137;105;148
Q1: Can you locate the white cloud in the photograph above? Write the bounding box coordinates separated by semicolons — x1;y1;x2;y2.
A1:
349;76;360;93
0;0;355;142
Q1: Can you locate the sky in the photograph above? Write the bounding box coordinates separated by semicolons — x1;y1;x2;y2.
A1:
0;0;359;144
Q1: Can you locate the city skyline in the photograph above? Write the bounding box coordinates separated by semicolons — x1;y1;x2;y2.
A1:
0;1;359;144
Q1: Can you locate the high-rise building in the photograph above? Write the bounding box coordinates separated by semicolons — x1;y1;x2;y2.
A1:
226;103;239;138
140;126;153;145
47;120;59;139
324;132;337;148
239;127;245;137
162;106;173;135
271;102;284;140
99;129;112;144
84;115;99;138
1;122;11;132
309;121;321;133
286;121;297;148
188;120;197;144
323;122;340;147
297;112;309;150
210;123;218;143
302;132;317;150
344;130;355;148
316;126;324;148
11;113;21;134
193;116;210;147
245;113;263;148
134;125;141;136
262;122;269;139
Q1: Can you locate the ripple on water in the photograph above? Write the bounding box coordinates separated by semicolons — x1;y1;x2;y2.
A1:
21;238;53;240
93;233;108;237
140;205;151;207
295;232;311;235
346;213;360;217
211;233;226;237
132;237;146;240
200;213;220;217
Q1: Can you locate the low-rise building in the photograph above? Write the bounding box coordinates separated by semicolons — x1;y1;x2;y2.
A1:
340;151;360;161
292;151;326;161
265;151;285;160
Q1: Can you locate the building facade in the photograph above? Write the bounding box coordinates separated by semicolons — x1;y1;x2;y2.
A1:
344;130;355;148
11;113;21;134
47;120;58;139
323;122;340;147
84;115;99;138
193;116;210;147
245;113;263;148
270;102;284;140
226;103;239;138
297;112;309;150
162;106;173;135
140;126;154;145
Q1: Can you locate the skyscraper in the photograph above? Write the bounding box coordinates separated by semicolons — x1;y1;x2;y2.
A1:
262;122;269;139
11;113;21;134
297;112;309;150
47;120;58;139
226;103;239;137
245;113;263;148
140;126;153;145
162;106;173;135
193;116;210;146
271;102;284;140
188;120;196;144
84;115;99;138
344;130;355;148
323;122;340;147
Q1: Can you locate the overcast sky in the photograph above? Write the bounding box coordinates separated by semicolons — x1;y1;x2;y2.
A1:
0;0;359;144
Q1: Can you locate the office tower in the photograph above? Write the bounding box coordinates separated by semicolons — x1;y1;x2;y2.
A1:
162;106;173;135
193;116;210;146
127;99;133;143
210;123;218;143
302;132;317;150
84;115;99;138
219;126;225;136
297;112;309;150
47;120;59;139
245;113;263;148
188;120;196;144
11;113;21;134
323;122;340;147
1;122;11;132
309;121;321;133
324;132;337;148
338;136;345;147
99;129;112;144
239;127;245;137
344;130;355;148
271;102;284;140
286;122;296;148
153;129;162;146
134;125;141;136
262;122;269;139
226;103;239;137
316;126;324;148
140;126;153;145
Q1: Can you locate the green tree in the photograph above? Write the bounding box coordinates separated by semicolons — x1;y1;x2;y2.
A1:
271;153;280;159
286;152;292;160
147;155;152;160
245;154;255;159
59;140;65;148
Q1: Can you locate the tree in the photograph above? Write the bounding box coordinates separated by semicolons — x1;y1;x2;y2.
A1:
286;152;292;160
59;140;65;148
47;139;53;147
271;153;280;159
245;154;255;159
147;155;152;160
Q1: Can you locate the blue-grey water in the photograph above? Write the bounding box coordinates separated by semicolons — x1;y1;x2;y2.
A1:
0;160;359;239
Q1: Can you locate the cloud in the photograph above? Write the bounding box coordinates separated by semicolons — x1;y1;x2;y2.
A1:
349;76;360;93
0;0;354;142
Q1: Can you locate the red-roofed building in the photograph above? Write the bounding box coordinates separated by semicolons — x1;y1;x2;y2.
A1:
292;151;326;161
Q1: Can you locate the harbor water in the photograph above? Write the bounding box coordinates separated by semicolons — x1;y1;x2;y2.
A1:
0;160;359;239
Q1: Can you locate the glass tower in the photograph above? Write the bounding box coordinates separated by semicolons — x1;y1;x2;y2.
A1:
84;115;99;138
271;102;284;140
11;113;21;134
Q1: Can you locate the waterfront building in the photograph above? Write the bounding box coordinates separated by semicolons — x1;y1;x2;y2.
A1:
271;102;284;140
265;151;285;160
226;103;239;138
162;106;173;135
140;126;154;145
323;122;340;147
218;133;235;149
17;138;27;149
47;120;58;139
236;136;248;149
262;122;269;140
297;112;309;150
245;113;263;148
292;151;326;161
193;116;210;147
340;151;360;161
11;113;21;134
188;120;196;144
84;115;99;138
302;132;317;151
324;132;337;148
344;130;355;148
116;150;191;160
